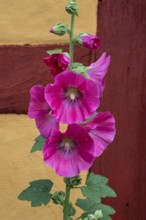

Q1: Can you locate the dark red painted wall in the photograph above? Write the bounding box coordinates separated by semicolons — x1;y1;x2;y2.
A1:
91;0;146;219
0;45;91;113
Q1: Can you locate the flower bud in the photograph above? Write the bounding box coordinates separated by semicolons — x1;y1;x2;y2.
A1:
52;191;65;204
65;0;78;16
50;23;68;36
87;214;96;220
74;33;101;50
43;52;70;78
94;210;103;219
64;175;82;187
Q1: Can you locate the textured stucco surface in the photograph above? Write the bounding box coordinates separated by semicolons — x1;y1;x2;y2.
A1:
0;114;87;220
0;0;97;45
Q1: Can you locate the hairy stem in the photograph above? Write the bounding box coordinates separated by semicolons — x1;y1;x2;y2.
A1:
69;13;75;69
63;180;71;220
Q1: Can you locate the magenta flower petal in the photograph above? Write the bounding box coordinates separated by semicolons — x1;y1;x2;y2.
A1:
28;85;50;118
28;85;59;138
81;34;101;49
45;71;100;124
84;112;116;157
35;113;59;138
43;53;70;78
87;53;111;97
42;124;95;177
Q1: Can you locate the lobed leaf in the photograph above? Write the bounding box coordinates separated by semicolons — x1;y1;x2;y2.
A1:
31;135;46;153
76;198;96;211
76;173;117;220
81;184;116;199
18;179;53;207
86;173;109;186
81;173;117;199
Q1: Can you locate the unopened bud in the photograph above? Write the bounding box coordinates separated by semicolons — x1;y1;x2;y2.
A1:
74;33;101;50
64;175;82;187
88;214;96;220
52;191;65;204
50;23;68;36
65;0;78;16
94;210;103;219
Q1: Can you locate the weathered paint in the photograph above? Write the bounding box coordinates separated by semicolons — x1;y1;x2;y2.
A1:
0;114;87;220
0;0;97;45
91;0;146;220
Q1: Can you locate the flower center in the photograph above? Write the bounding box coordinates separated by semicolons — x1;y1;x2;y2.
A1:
66;88;79;101
60;137;75;151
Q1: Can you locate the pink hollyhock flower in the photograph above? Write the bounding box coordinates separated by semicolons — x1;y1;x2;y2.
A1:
87;53;111;97
42;124;95;177
83;112;116;157
28;85;59;138
75;33;100;49
43;53;70;78
45;71;100;124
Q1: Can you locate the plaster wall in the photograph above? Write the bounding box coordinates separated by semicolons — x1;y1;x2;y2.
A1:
0;0;97;44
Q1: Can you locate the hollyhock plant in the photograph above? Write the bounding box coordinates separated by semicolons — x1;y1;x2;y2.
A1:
18;1;117;220
45;70;100;124
44;53;70;78
87;52;111;97
42;124;95;177
83;112;116;157
28;85;59;138
74;33;101;49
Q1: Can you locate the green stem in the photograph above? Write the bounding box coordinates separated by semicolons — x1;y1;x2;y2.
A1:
63;179;71;220
69;13;75;69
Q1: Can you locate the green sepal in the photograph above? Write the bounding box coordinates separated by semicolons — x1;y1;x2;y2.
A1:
64;175;82;187
52;191;65;205
72;62;84;69
74;66;89;78
18;179;53;207
73;32;88;45
46;48;62;55
31;135;46;153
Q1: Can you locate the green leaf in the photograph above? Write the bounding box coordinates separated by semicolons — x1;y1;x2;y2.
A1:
46;49;62;55
76;173;117;219
96;204;116;215
86;173;109;186
31;135;46;153
76;198;97;212
81;184;116;199
76;199;115;219
81;173;117;199
68;203;76;216
100;214;112;220
18;179;53;207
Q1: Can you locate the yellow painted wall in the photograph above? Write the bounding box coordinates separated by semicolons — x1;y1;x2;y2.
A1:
0;0;97;45
0;114;87;220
